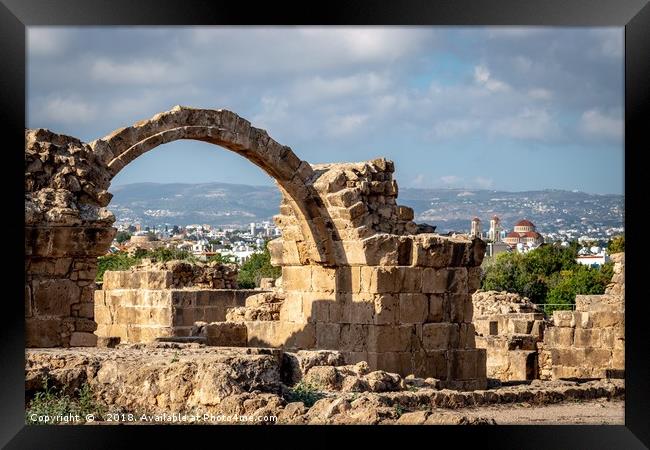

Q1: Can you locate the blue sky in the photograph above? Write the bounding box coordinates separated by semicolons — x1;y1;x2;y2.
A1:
27;27;624;194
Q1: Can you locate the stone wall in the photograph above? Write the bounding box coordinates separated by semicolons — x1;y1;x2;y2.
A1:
472;291;546;381
96;263;263;343
539;253;625;380
254;232;487;389
25;106;488;388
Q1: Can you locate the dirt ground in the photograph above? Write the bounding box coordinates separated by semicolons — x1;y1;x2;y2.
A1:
457;398;625;425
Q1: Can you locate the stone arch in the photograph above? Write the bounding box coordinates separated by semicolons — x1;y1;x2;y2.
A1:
90;106;335;266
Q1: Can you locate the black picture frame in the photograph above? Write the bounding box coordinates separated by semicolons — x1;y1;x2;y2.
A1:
2;0;648;447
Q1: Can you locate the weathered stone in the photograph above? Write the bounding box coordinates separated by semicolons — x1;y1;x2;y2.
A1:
205;322;248;347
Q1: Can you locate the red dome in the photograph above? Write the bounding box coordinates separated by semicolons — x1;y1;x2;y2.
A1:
515;219;535;227
506;231;520;238
522;231;541;238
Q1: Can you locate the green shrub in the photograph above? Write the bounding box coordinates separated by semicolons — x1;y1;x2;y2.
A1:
25;377;106;425
237;243;281;288
284;381;325;407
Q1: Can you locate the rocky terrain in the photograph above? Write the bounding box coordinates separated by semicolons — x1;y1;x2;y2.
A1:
26;345;624;425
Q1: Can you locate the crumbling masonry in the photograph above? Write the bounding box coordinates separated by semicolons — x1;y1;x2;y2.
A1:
25;106;487;388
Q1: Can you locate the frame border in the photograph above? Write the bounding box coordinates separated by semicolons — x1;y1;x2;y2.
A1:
2;0;648;447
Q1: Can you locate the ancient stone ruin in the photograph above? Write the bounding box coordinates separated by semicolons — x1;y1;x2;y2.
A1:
472;253;625;382
96;259;260;343
472;291;545;381
25;106;487;388
538;253;625;380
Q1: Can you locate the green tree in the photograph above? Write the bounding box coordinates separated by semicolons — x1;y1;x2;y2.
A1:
114;231;131;244
481;242;613;308
96;252;141;282
237;244;281;288
207;253;237;265
607;235;624;254
146;247;195;263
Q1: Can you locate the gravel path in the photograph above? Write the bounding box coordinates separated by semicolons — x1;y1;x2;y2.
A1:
457;398;624;425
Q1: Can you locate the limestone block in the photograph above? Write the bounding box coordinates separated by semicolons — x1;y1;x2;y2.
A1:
373;294;398;325
579;347;613;367
340;324;367;352
553;311;575;327
467;267;482;293
335;266;361;293
399;267;422;293
26;318;62;347
449;349;482;380
447;268;468;293
589;311;624;328
421;268;448;294
422;323;457;350
302;292;334;322
279;295;304;323
94;304;113;325
573;311;592;329
282;266;312;291
459;323;476;349
69;332;97;347
284;322;316;349
172;291;196;308
398;293;428;324
347;293;375;324
574;328;602;348
246;321;284;348
360;266;399;293
311;266;336;292
427;294;446;322
545;326;574;348
367;325;415;352
205;322;248;347
449;293;468;323
74;318;97;332
508;319;533;335
146;270;172;289
316;323;341;349
33;279;80;317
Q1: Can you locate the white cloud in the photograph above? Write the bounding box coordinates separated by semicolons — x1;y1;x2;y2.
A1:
473;65;510;92
528;88;553;100
326;114;369;137
37;96;97;124
410;174;426;187
291;72;390;104
490;109;560;140
579;109;623;139
440;175;462;185
90;58;186;85
473;176;494;188
28;28;70;56
432;119;479;139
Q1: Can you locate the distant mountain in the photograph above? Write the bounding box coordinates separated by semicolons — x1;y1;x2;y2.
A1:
108;182;624;238
109;182;281;228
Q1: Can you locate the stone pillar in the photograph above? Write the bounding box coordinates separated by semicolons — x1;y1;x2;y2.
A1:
265;232;487;389
25;225;115;347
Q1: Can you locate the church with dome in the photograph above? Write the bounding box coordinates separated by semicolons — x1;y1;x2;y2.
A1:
503;219;545;248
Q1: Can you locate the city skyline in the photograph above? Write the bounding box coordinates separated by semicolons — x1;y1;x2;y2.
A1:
28;27;624;195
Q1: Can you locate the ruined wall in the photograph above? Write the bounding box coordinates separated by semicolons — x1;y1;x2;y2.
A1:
472;291;546;381
96;263;263;343
25;106;488;387
538;253;625;380
25;130;116;347
260;159;487;388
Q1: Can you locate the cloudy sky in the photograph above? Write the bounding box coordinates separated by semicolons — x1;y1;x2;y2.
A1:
27;27;623;194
